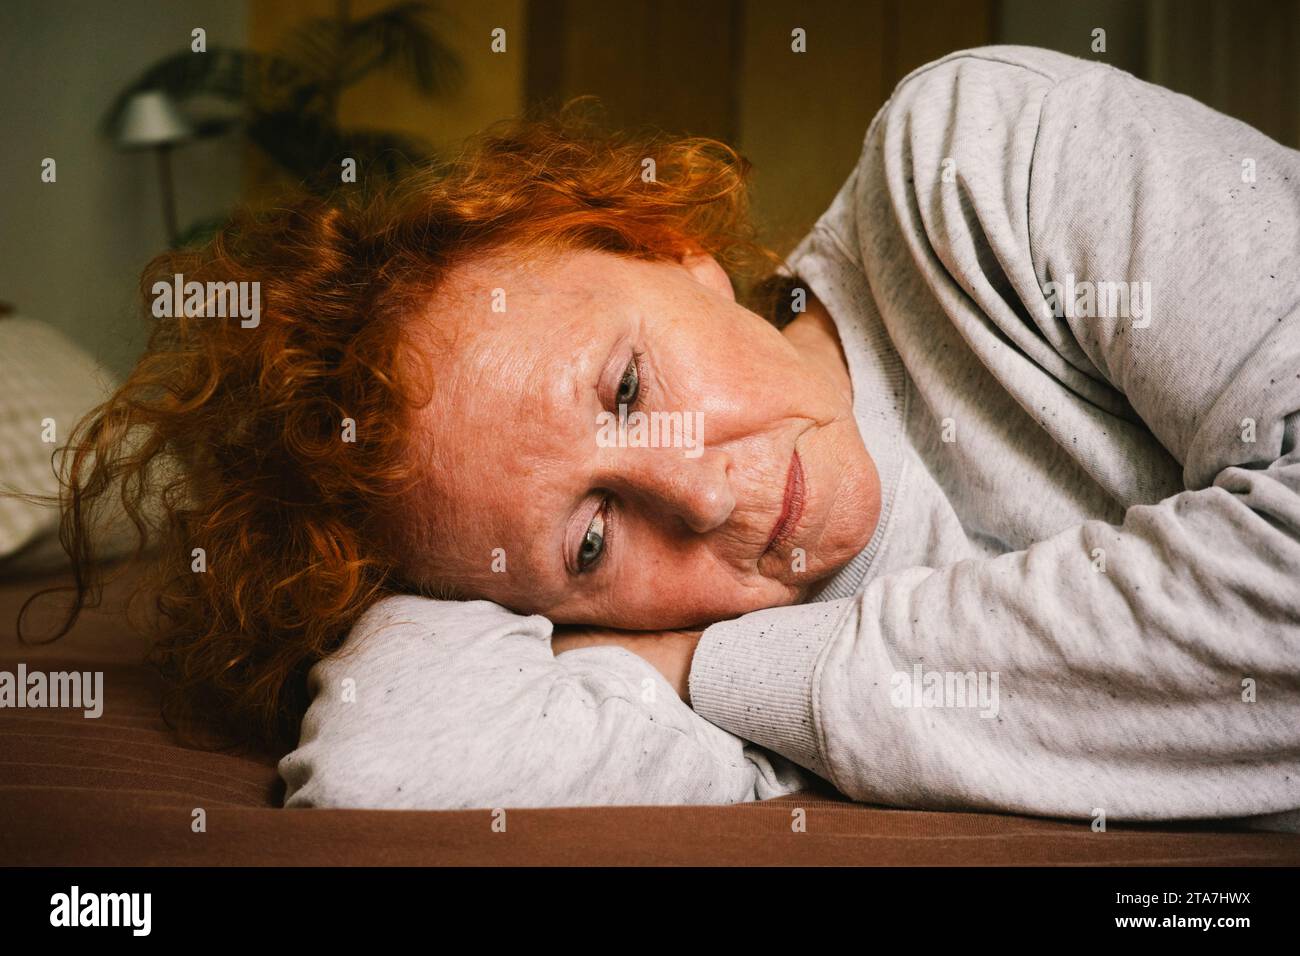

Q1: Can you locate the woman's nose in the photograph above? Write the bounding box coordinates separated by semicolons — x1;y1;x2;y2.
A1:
613;446;735;533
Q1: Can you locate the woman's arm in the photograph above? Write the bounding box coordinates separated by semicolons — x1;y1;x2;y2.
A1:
552;626;702;704
688;50;1300;823
278;596;803;809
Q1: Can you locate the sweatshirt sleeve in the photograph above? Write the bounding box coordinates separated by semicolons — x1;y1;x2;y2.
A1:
278;596;806;809
689;50;1300;823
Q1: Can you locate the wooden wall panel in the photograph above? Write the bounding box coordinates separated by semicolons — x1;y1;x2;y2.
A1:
737;0;992;248
523;0;992;249
525;0;742;141
1148;0;1300;149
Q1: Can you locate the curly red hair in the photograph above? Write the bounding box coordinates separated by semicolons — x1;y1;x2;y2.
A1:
24;105;784;753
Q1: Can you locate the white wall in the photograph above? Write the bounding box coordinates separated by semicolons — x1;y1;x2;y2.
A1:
0;0;247;379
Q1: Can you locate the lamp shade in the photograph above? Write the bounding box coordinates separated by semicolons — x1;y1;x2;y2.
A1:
115;90;194;148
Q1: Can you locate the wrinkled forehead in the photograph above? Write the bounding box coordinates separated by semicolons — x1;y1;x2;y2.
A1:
399;249;627;599
441;246;612;316
420;249;618;437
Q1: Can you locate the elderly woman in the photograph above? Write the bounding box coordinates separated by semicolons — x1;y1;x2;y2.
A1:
54;47;1300;825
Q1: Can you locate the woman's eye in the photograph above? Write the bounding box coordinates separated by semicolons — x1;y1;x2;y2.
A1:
615;355;640;406
577;508;606;572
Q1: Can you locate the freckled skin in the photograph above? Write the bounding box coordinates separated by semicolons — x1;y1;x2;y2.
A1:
407;246;881;630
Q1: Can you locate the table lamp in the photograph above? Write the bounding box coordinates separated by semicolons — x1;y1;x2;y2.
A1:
114;90;194;246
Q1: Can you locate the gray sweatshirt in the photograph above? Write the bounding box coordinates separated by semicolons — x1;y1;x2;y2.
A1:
279;47;1300;828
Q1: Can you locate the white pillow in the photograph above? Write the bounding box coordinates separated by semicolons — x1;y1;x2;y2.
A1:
0;317;118;565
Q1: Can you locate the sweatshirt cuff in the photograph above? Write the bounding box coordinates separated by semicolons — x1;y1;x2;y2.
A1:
688;604;843;777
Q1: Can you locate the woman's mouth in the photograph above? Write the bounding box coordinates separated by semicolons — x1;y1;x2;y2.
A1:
764;450;806;554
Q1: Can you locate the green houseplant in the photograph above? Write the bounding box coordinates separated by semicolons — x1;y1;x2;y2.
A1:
103;0;465;245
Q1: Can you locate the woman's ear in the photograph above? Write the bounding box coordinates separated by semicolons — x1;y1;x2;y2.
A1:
679;250;736;302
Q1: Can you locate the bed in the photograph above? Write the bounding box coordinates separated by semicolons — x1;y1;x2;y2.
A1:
3;562;1297;866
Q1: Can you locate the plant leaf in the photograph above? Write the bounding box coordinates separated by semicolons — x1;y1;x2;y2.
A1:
246;110;431;193
340;1;464;96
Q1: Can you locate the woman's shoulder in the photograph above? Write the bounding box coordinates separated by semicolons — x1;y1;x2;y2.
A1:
890;45;1104;95
872;45;1114;148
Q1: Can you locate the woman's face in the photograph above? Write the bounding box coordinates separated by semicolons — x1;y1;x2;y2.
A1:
406;246;879;629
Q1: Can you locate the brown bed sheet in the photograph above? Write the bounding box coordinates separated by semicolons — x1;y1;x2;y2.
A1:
2;562;1297;866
